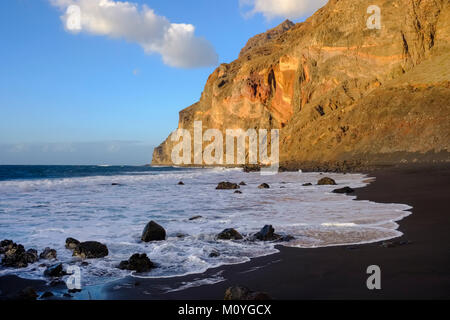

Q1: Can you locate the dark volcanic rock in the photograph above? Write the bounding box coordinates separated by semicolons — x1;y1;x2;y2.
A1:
0;239;14;247
73;241;108;259
26;249;39;263
234;190;243;194
217;228;243;240
39;247;57;260
317;177;337;185
302;183;313;186
44;263;65;278
332;186;355;194
1;243;38;268
0;239;14;254
216;182;240;190
189;215;203;221
239;181;247;186
141;221;166;242
65;238;80;250
258;183;270;189
254;225;281;241
118;253;155;273
178;181;185;185
224;286;271;300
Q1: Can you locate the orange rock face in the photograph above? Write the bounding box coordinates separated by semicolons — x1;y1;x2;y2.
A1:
152;0;450;168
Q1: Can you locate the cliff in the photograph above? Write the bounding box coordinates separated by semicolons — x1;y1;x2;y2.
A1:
152;0;450;169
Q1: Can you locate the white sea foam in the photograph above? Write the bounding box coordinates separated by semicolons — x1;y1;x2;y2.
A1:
0;169;411;286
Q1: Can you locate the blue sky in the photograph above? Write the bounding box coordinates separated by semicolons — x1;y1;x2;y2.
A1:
0;0;324;165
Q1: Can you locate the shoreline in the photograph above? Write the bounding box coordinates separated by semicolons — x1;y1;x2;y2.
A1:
103;163;450;300
1;163;449;300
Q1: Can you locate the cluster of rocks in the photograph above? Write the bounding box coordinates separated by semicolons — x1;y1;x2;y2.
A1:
0;240;57;269
216;225;294;243
301;177;355;195
216;181;270;191
118;253;154;273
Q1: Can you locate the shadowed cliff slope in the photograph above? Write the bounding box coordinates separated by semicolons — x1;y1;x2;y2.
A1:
152;0;450;169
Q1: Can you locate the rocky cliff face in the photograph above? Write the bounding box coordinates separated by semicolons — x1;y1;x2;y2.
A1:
152;0;450;169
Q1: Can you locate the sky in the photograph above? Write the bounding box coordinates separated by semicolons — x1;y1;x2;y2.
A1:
0;0;327;165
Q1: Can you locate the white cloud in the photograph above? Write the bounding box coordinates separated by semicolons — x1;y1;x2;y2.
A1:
240;0;328;20
49;0;218;68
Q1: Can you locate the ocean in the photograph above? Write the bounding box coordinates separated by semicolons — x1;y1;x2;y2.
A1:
0;165;411;287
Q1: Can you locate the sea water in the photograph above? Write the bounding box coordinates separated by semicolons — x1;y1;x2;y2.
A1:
0;165;411;287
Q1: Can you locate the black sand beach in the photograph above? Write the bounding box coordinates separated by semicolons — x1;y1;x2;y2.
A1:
1;164;449;300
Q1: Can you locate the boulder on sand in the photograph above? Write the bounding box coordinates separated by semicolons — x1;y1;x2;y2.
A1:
25;249;39;263
317;177;337;185
1;242;38;268
239;181;246;186
258;183;270;189
252;225;295;242
141;221;166;242
216;182;240;190
224;286;271;300
73;241;108;259
332;186;355;194
217;228;243;240
254;225;281;241
118;253;155;273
